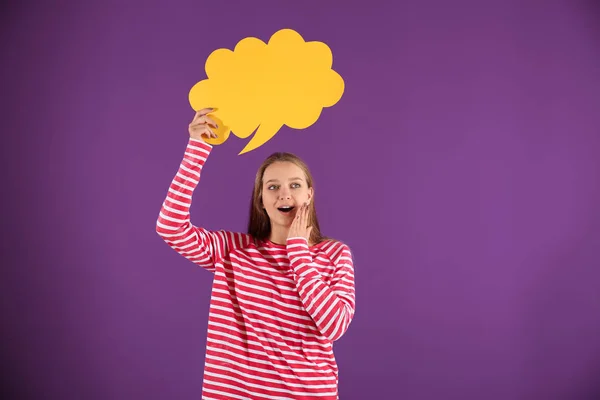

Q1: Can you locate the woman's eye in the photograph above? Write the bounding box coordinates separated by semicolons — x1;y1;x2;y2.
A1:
291;183;301;188
268;185;278;190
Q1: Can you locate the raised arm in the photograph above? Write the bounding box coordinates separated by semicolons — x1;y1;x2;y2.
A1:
156;109;251;272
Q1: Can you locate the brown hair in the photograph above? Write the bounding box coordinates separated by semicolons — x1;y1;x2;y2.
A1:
247;152;325;245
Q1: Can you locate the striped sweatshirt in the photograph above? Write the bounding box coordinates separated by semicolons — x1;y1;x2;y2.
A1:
156;138;356;400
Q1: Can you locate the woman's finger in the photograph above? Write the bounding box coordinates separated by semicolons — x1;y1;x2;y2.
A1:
204;115;219;128
190;117;212;127
191;110;202;123
195;115;218;128
196;108;214;117
293;208;301;230
303;203;309;230
190;123;206;132
206;127;217;138
193;126;215;139
190;121;217;137
191;108;215;124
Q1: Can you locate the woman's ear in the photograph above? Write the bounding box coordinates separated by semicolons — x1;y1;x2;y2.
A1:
308;187;314;203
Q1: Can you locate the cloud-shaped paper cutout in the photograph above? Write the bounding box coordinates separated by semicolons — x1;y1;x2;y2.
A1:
188;28;344;154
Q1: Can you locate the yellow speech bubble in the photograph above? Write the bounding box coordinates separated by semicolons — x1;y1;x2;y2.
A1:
188;28;344;154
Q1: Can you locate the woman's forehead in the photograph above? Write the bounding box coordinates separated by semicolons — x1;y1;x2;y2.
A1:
263;162;305;181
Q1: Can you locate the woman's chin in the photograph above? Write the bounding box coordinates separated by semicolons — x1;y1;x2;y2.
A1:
272;219;293;229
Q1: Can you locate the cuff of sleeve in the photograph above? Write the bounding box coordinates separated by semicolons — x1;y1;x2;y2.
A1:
184;138;213;166
287;237;309;246
189;138;213;151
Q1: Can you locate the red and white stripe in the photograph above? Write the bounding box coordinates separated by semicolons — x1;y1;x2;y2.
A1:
157;138;356;399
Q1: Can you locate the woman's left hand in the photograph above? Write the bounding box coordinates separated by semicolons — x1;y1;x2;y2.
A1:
287;202;312;242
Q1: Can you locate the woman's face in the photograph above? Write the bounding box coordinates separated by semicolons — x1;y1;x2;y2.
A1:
261;161;313;229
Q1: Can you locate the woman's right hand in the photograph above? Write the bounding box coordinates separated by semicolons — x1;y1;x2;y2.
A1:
188;108;219;142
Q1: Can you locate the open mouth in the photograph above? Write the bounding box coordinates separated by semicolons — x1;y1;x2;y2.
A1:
277;206;295;213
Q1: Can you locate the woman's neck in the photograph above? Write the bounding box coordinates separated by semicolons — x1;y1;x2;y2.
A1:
268;226;289;245
269;225;313;246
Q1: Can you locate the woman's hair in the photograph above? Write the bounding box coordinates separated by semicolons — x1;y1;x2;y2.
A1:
247;152;325;245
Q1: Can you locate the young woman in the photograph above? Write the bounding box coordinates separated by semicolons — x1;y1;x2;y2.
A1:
156;108;356;400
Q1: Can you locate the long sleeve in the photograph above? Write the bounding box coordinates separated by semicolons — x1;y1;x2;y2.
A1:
156;138;251;272
286;237;356;342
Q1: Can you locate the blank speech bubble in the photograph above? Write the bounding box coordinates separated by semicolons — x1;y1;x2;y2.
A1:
188;28;345;155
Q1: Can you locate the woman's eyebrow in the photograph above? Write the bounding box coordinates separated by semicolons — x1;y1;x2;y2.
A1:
265;177;303;184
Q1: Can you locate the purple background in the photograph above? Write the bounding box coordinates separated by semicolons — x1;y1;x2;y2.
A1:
2;0;600;399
